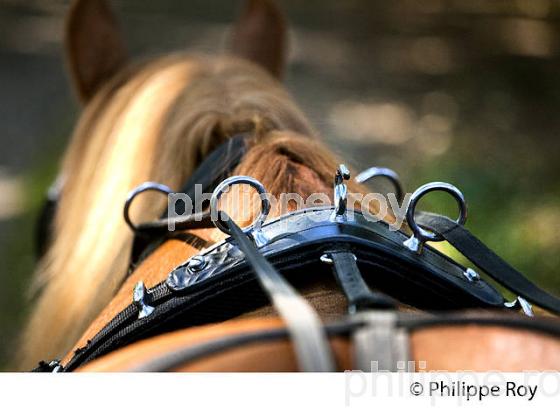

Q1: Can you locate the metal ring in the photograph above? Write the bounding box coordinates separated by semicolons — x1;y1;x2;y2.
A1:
406;182;467;242
210;176;270;235
355;166;404;203
124;182;173;232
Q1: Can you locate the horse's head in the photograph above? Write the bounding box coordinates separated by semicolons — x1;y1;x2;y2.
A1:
17;0;379;369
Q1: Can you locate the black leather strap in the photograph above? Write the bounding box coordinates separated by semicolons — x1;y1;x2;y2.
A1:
135;210;213;234
416;212;560;315
166;134;249;217
129;134;249;265
324;249;397;312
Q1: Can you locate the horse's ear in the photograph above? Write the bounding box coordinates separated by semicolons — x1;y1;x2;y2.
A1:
65;0;128;103
230;0;286;78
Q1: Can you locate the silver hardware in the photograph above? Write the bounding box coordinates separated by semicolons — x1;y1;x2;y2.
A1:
332;164;350;220
210;175;271;247
518;297;534;316
166;255;208;290
124;182;173;232
403;182;468;254
49;360;63;373
463;267;480;282
355;166;404;203
187;255;207;272
133;281;155;319
166;243;244;291
505;296;534;317
167;266;192;290
320;252;357;265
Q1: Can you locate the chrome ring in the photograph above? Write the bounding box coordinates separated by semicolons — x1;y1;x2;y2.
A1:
210;176;271;235
406;182;467;242
355;166;404;203
124;182;173;232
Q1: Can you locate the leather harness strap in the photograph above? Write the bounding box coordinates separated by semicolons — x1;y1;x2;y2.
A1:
417;212;560;315
173;133;250;214
325;250;397;312
222;211;335;371
130;134;249;265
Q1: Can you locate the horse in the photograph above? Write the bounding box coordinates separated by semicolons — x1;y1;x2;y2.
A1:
17;0;560;372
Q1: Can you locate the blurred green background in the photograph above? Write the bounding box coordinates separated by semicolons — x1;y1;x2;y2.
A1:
0;0;559;369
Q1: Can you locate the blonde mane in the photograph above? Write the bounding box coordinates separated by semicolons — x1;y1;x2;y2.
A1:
17;54;317;369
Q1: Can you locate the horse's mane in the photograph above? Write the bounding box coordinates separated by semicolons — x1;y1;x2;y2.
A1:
16;54;327;369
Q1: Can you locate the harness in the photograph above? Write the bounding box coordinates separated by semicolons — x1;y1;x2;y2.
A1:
34;136;560;372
